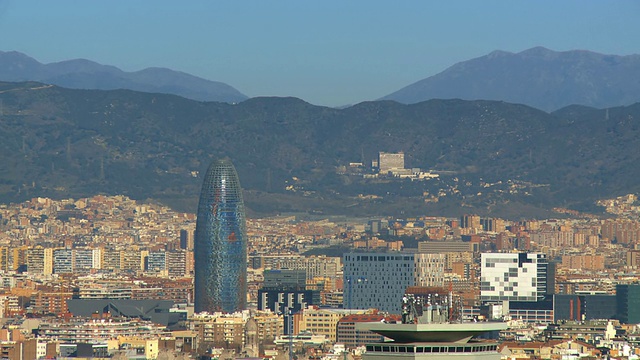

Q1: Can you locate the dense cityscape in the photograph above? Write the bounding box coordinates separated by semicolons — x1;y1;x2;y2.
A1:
1;166;640;358
2;3;639;360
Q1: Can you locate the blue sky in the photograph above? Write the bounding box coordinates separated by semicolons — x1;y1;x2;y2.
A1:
0;1;638;106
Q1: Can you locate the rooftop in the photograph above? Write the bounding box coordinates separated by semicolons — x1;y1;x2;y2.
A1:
357;322;508;344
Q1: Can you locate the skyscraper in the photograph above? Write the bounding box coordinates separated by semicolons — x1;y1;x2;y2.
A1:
194;159;247;313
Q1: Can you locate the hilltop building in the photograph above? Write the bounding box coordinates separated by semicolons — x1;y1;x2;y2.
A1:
378;152;405;174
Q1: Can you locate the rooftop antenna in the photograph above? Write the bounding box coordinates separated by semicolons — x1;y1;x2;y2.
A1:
449;281;454;321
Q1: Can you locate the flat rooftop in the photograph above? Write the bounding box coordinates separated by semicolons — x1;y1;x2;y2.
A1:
356;322;508;344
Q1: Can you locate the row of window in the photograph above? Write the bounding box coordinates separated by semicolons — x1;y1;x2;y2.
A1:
365;344;498;353
345;256;413;261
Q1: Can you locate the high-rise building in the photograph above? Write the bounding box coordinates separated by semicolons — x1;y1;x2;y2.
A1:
263;269;307;289
27;246;54;275
561;255;604;271
343;253;446;313
0;247;9;272
53;249;73;274
616;284;640;324
166;250;187;277
480;253;548;302
258;289;315;316
180;229;194;250
553;294;616;322
481;217;506;233
146;251;167;273
254;255;341;283
121;249;145;272
194;159;247;313
627;250;640;268
11;246;29;271
460;214;481;230
103;249;121;270
74;249;99;274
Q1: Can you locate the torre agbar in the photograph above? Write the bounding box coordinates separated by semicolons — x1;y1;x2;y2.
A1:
194;159;247;313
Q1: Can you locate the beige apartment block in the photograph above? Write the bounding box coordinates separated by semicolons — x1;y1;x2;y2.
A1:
295;307;369;342
26;246;55;275
561;255;605;271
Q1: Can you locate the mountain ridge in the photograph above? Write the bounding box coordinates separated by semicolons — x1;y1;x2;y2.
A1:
0;51;248;103
1;81;640;218
381;47;640;111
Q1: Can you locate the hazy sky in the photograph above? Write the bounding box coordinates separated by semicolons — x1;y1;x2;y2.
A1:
1;1;638;106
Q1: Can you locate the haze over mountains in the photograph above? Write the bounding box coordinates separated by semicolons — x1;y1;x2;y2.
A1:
1;48;640;111
1;81;640;218
382;47;640;112
0;51;248;103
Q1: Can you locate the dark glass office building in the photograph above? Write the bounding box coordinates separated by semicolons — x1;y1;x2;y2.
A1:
616;284;640;324
553;294;617;322
194;159;247;313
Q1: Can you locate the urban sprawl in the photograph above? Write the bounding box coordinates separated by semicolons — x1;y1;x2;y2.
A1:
0;192;639;359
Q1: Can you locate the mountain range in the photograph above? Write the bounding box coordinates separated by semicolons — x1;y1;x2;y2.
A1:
381;47;640;111
1;81;639;218
0;51;248;103
2;48;640;111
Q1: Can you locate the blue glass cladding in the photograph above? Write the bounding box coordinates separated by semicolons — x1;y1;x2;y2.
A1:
194;159;247;314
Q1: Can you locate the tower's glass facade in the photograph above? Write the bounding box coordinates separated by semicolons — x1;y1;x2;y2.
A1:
194;159;247;313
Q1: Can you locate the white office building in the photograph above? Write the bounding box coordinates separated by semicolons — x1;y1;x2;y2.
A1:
343;253;445;313
480;253;548;302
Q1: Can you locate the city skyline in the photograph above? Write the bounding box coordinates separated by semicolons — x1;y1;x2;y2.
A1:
1;192;640;356
194;159;248;314
1;1;638;106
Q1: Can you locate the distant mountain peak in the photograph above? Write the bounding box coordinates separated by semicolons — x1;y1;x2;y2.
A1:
518;46;553;55
381;47;640;111
0;50;248;103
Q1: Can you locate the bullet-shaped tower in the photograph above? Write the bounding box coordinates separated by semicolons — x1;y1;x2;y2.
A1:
194;159;247;313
